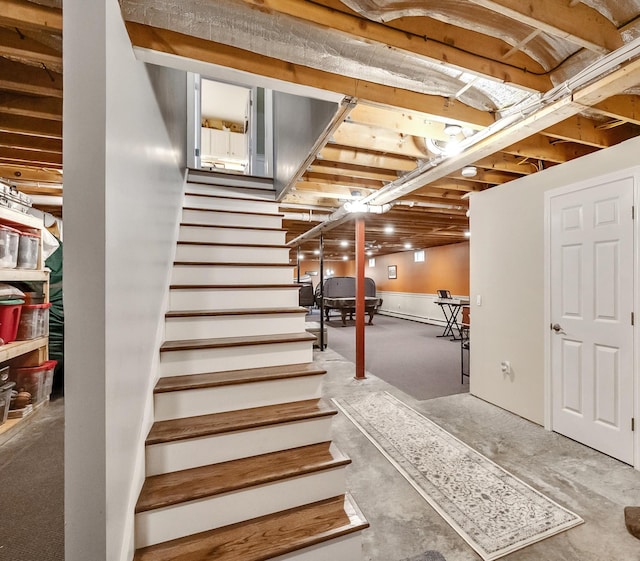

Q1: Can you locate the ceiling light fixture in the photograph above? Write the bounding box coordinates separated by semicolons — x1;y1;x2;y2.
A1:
404;242;412;249
340;240;348;247
384;225;394;234
461;165;477;178
443;124;462;136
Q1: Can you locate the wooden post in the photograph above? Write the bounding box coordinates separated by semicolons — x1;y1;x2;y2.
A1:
355;216;366;379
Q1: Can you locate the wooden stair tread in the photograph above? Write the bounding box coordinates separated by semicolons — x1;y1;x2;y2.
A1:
180;223;286;232
155;362;326;393
165;306;308;318
183;207;284;218
133;494;368;561
169;283;300;290
135;442;349;513
160;331;316;353
146;398;337;445
176;241;287;249
173;261;292;267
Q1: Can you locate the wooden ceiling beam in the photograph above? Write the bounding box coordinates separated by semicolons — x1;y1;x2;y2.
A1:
469;0;622;54
331;122;428;159
125;22;495;127
0;147;62;167
502;135;599;163
429;179;487;193
540;114;632;148
0;113;62;138
446;168;520;185
238;0;550;91
308;161;399;182
590;95;640;126
319;145;417;172
0;132;61;153
0;0;62;33
302;171;383;190
293;181;376;197
473;154;538;174
0;93;62;121
0;163;62;184
347;103;480;139
0;57;63;98
0;26;61;69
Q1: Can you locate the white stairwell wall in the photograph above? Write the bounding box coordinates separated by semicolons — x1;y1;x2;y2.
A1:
135;184;366;558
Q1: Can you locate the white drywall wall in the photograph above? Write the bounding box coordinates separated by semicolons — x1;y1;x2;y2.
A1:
470;135;640;425
64;1;186;560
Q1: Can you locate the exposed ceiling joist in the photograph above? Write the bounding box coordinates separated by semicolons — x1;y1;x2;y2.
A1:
0;131;61;153
0;26;61;69
0;113;62;138
469;0;622;54
0;146;62;167
125;22;496;126
238;0;551;91
0;0;62;33
0;93;62;121
0;56;63;98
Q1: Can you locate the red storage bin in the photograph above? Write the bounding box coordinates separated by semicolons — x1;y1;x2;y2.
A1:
0;298;24;344
16;302;50;340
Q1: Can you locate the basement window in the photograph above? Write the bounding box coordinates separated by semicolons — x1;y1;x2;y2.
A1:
414;250;425;262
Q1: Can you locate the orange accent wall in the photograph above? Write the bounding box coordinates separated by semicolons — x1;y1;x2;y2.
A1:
366;242;469;295
295;242;469;296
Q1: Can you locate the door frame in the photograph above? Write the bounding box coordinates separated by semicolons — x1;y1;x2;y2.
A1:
543;167;640;469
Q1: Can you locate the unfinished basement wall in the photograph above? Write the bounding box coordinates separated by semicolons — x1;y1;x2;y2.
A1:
470;135;640;425
64;1;187;560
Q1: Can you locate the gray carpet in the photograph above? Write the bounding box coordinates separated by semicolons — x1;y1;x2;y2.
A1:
315;311;469;400
0;397;64;561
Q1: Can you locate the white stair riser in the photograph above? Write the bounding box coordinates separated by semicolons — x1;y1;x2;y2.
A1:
165;314;306;341
135;467;347;548
171;265;293;285
185;181;275;197
272;533;364;561
146;416;334;476
160;341;313;377
169;288;299;311
155;375;323;421
179;225;285;245
184;194;278;214
182;208;281;229
175;244;289;263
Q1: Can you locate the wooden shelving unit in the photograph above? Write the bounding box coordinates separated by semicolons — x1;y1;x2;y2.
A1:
0;206;51;444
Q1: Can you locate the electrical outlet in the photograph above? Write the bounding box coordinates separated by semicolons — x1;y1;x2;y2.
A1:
500;361;511;375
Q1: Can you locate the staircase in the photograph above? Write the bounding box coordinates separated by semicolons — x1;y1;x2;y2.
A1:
133;178;368;561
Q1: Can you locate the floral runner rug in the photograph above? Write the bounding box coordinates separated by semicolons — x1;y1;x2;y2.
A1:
333;392;583;561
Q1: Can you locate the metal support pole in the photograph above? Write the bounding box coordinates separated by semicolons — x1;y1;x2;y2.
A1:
319;234;325;351
355;216;366;379
296;246;301;283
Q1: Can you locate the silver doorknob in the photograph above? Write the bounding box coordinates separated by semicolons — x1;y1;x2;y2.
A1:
551;323;566;334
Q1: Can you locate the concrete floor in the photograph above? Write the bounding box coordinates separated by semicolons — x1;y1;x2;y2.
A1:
316;347;640;561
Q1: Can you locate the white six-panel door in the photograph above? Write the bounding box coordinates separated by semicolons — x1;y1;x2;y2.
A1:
550;176;634;464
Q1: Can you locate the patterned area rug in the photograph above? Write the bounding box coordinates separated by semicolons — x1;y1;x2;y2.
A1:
334;392;583;561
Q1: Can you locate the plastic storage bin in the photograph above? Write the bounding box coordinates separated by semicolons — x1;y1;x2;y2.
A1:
41;360;57;401
0;299;23;344
11;366;45;404
17;231;39;269
0;225;20;268
16;302;50;340
0;380;15;424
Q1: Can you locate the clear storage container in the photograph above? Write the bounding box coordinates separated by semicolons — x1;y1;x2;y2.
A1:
41;360;57;401
11;366;45;404
0;380;15;424
16;302;50;340
17;231;39;269
0;225;20;268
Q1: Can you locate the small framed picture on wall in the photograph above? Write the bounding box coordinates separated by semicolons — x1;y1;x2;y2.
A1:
388;265;397;279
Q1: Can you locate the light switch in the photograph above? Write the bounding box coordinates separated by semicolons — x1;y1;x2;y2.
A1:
476;294;482;306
